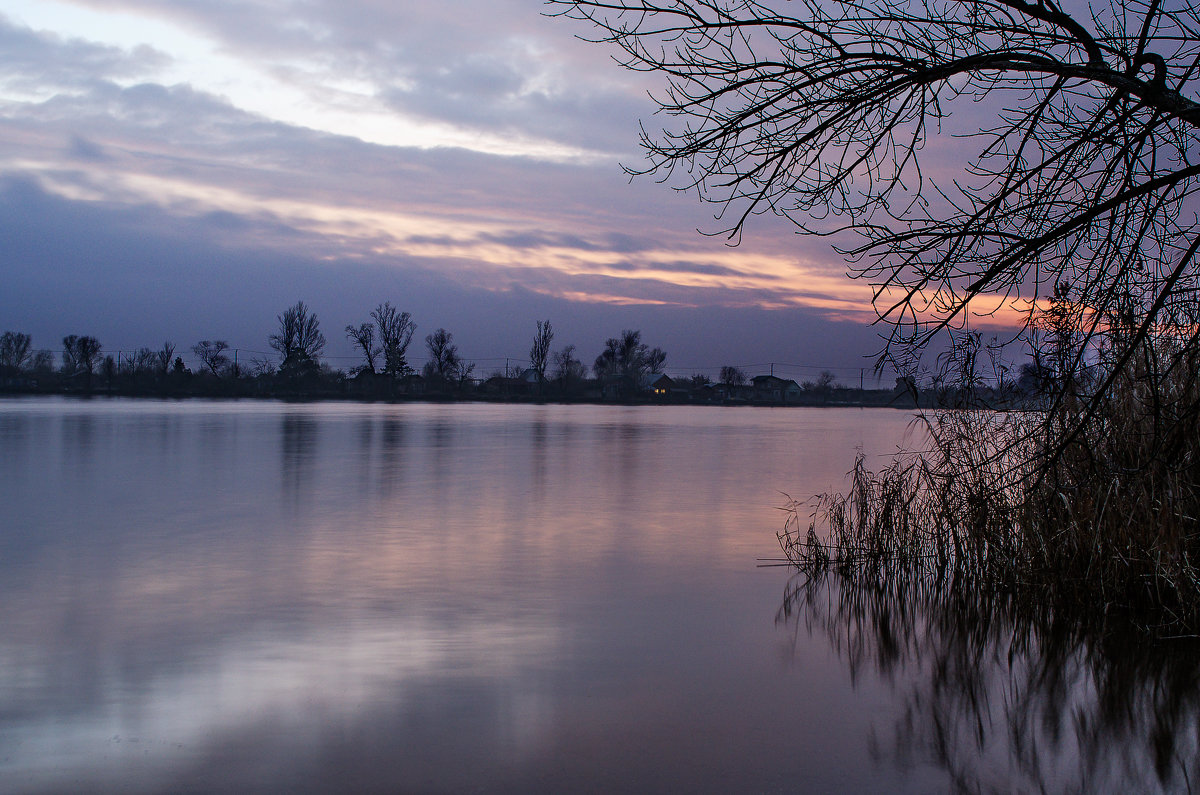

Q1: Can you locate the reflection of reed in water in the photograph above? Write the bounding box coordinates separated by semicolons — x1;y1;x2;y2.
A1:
777;571;1200;793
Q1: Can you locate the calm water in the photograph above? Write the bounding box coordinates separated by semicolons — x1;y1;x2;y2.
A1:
0;398;1195;793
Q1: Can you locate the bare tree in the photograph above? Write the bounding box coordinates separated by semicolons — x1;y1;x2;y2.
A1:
454;358;477;385
644;346;667;374
269;301;325;374
550;0;1200;459
593;329;667;396
345;322;381;375
192;340;231;377
372;302;416;377
802;371;838;393
249;356;276;377
120;347;159;387
123;347;158;375
29;349;53;374
155;342;176;377
529;320;554;382
719;365;746;386
0;331;32;375
553;344;587;388
61;335;101;391
423;328;462;380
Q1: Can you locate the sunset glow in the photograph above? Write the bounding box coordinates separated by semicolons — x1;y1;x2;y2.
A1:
0;0;1022;370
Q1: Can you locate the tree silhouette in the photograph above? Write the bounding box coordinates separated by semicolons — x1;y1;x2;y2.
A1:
551;0;1200;462
121;347;159;387
155;342;176;379
801;371;838;393
345;322;380;375
0;331;32;376
593;329;667;397
123;347;157;375
61;335;101;392
269;301;325;380
529;320;554;383
553;344;587;391
372;302;416;377
719;365;746;386
192;340;231;377
28;349;53;375
423;328;462;381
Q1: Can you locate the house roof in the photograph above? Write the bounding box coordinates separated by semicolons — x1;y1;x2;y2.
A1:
752;374;800;388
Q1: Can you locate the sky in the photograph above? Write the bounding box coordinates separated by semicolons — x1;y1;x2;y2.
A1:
0;0;920;383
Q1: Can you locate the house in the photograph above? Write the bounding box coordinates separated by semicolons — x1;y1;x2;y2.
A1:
751;374;802;403
644;372;674;398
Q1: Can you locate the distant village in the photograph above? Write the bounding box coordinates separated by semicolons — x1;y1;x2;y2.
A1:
2;301;1045;408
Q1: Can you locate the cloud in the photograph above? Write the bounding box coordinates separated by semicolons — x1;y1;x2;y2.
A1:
0;175;893;374
0;13;167;95
40;0;653;156
0;51;857;317
0;1;941;374
377;48;653;154
67;133;108;161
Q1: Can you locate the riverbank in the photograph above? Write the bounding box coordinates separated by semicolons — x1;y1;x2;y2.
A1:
0;379;925;408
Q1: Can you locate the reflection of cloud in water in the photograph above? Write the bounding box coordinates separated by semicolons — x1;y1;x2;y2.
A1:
0;399;927;791
0;614;559;793
777;572;1200;793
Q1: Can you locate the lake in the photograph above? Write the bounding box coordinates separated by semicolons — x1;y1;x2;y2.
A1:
0;397;1195;793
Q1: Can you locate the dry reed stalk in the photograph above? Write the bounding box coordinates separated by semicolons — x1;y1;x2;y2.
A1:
781;341;1200;635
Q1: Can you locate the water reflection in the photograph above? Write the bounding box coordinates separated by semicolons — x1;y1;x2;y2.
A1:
778;572;1200;793
377;416;407;497
529;412;548;500
280;411;318;504
1;398;929;793
61;412;95;459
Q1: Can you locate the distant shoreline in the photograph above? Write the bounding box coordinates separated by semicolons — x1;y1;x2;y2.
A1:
0;386;922;410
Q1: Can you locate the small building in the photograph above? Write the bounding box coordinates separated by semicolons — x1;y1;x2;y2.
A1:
644;372;675;398
751;374;802;403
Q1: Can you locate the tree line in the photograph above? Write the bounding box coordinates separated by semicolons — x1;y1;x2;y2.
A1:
3;296;1062;406
2;297;1062;405
0;300;693;401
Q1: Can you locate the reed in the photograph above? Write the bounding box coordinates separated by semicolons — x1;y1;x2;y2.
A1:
780;330;1200;635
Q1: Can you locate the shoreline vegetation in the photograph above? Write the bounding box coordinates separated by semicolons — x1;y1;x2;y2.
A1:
779;324;1200;637
3;302;1039;409
0;381;920;409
